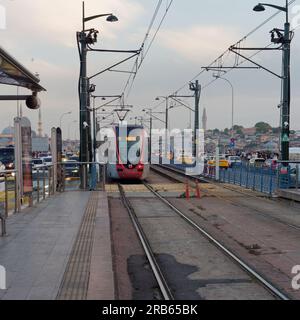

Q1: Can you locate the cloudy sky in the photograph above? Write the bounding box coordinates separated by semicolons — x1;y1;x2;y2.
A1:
0;0;299;138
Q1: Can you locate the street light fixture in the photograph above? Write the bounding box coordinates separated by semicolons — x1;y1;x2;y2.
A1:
60;111;72;129
253;0;291;163
213;75;235;143
77;2;119;189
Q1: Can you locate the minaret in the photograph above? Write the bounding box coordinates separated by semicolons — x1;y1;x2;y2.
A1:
202;107;207;131
38;107;43;137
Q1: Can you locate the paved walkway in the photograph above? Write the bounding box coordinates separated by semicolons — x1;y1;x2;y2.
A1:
0;191;114;300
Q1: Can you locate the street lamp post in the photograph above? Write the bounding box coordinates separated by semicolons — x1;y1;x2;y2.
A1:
213;75;234;141
68;120;78;140
77;1;118;188
60;111;72;130
253;0;291;163
156;96;170;158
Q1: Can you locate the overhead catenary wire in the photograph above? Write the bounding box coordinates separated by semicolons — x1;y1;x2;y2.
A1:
166;0;296;97
122;0;175;99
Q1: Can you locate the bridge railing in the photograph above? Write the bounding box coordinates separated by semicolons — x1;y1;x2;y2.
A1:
203;163;278;195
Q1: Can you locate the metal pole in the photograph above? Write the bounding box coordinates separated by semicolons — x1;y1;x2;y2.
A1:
190;80;201;158
79;2;90;189
93;97;97;162
165;98;169;159
216;145;220;181
14;173;17;213
4;174;8;218
281;14;291;164
37;169;40;203
43;167;46;200
150;109;153;162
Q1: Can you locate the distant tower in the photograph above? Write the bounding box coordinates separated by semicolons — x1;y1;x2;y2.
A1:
38;107;43;137
202;107;207;131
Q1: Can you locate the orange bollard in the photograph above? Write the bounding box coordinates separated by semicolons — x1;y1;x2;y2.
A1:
195;180;201;199
185;179;190;200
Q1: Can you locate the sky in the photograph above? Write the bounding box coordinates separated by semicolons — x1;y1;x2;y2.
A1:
0;0;299;139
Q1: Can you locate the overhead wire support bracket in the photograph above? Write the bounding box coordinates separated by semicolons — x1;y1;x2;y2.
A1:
231;46;282;51
88;52;140;80
87;46;140;54
229;46;283;79
108;69;137;74
203;67;260;70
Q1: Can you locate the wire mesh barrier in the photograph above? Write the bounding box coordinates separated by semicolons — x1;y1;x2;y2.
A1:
0;163;106;237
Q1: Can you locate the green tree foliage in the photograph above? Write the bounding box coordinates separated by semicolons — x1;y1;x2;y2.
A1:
255;122;272;134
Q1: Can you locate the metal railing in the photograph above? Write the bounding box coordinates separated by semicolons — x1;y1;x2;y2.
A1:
277;161;300;191
0;162;106;237
0;170;17;236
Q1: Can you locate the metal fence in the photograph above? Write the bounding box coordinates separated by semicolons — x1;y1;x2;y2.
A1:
167;161;300;196
203;164;278;195
204;162;300;195
0;162;106;237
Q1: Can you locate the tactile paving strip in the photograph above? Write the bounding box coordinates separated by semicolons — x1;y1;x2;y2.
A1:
56;192;98;300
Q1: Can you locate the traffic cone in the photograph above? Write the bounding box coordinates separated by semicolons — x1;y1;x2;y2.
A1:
195;180;201;199
185;179;190;200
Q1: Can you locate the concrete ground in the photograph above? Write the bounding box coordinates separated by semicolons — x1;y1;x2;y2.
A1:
129;196;274;300
0;191;114;300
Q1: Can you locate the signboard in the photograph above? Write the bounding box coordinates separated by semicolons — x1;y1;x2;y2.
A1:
21;117;33;195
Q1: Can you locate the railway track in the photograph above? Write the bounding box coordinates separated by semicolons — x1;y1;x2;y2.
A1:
118;184;174;300
152;165;300;232
117;177;290;300
141;180;290;300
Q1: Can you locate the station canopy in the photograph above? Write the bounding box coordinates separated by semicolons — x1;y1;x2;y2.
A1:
0;46;46;92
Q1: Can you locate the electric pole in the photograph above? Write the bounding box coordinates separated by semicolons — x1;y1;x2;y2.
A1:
189;80;201;158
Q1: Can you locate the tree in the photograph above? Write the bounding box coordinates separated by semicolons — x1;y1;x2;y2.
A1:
224;128;230;136
255;122;272;134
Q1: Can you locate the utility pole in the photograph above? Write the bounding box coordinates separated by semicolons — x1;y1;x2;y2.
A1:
281;2;291;164
78;2;90;188
189;80;201;158
150;109;153;159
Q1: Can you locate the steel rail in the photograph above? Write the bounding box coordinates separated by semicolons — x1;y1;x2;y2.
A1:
152;164;300;232
118;184;174;301
143;180;290;301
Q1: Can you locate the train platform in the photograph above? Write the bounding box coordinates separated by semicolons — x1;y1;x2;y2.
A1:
0;190;114;300
277;189;300;202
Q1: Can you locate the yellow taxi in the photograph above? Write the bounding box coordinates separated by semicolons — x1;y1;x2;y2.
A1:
207;157;229;169
176;152;194;165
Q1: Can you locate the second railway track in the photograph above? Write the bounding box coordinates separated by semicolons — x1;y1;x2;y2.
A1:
116;177;290;300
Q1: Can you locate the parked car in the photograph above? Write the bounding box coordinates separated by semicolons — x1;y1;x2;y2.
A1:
32;158;44;170
0;146;14;170
42;157;53;166
249;158;265;167
64;161;80;178
69;155;79;162
208;157;229;169
227;156;242;168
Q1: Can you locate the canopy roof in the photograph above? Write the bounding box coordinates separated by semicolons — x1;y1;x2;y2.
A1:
0;46;46;92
